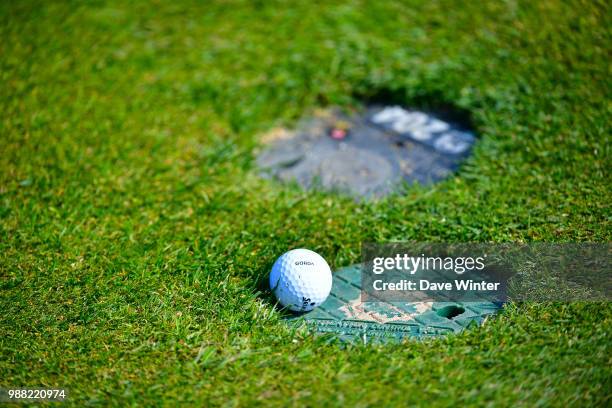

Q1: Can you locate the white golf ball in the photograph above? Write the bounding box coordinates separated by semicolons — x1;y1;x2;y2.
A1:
269;249;333;312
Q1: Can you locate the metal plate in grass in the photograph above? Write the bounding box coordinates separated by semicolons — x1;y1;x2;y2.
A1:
285;265;502;344
257;106;476;199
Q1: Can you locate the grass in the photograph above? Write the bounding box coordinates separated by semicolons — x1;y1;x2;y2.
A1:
1;0;610;405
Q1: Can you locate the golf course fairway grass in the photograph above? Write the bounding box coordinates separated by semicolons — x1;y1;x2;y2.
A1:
1;0;610;405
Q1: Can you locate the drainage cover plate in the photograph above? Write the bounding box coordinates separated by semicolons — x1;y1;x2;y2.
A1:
257;106;476;199
285;264;502;344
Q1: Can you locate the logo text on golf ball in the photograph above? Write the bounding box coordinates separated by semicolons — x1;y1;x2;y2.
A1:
302;297;315;310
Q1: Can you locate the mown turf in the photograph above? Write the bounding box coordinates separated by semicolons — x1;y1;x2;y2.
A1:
1;0;610;406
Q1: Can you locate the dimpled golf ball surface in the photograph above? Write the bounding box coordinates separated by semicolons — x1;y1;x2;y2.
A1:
270;249;332;312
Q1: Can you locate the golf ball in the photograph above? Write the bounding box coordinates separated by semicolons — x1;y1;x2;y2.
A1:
269;249;332;312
